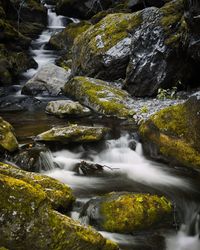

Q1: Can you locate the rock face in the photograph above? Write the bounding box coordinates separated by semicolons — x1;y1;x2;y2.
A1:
46;100;91;118
71;12;142;80
0;117;18;152
80;192;172;233
35;124;110;144
22;64;71;96
63;76;135;119
0;162;118;250
125;0;191;96
139;92;200;168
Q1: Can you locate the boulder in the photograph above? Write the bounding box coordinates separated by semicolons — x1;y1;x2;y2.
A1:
71;12;142;80
124;0;191;96
139;92;200;168
11;143;57;172
63;76;135;119
35;124;110;144
80;192;172;233
46;100;91;118
21;64;71;96
0;162;118;250
0;162;74;211
0;117;18;152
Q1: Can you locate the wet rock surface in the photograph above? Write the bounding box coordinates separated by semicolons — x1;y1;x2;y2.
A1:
35;124;110;144
46;100;91;118
22;64;71;96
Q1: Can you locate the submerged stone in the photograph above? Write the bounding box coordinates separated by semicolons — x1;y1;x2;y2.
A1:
46;100;91;118
139;92;200;168
35;124;110;144
80;192;172;233
0;117;18;152
21;64;71;96
63;76;135;119
0;162;118;250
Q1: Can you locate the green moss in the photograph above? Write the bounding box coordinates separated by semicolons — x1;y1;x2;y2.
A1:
0;162;75;211
64;77;135;118
0;117;18;152
160;0;187;48
100;193;172;233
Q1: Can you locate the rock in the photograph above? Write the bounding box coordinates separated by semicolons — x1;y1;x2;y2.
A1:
46;100;91;118
80;192;172;233
74;161;104;175
0;162;118;250
47;21;91;51
0;117;18;152
63;76;135;119
11;143;57;172
21;64;71;96
0;162;74;211
124;0;191;96
35;124;110;144
71;12;142;80
56;0;113;19
139;92;200;168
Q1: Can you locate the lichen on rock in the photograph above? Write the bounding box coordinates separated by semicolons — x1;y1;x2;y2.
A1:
63;76;135;119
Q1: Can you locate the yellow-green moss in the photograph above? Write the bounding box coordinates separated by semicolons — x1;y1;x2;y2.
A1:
100;193;172;233
0;117;18;152
0;162;75;210
64;77;135;118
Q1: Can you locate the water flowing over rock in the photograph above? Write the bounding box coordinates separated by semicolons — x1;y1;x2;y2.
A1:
22;64;71;96
63;76;135;119
80;192;172;233
35;124;110;144
46;100;91;118
0;117;18;152
139;92;200;168
0;162;118;250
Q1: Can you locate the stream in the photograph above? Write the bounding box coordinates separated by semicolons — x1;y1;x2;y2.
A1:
1;3;200;250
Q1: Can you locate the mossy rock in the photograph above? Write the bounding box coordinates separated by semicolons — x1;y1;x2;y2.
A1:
0;163;119;250
46;100;91;118
35;124;110;144
71;12;142;80
0;117;18;152
63;76;135;119
80;192;172;233
0;162;75;211
139;93;200;168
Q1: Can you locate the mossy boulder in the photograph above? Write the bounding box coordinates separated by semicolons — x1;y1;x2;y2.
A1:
0;162;74;211
71;12;142;80
0;162;118;250
80;192;172;233
35;124;110;144
0;117;18;152
46;100;91;118
139;92;200;168
63;76;135;119
124;0;192;96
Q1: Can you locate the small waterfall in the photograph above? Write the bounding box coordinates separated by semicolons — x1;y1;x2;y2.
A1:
47;5;65;29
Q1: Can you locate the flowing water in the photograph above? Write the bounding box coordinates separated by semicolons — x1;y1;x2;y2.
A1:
2;2;200;250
